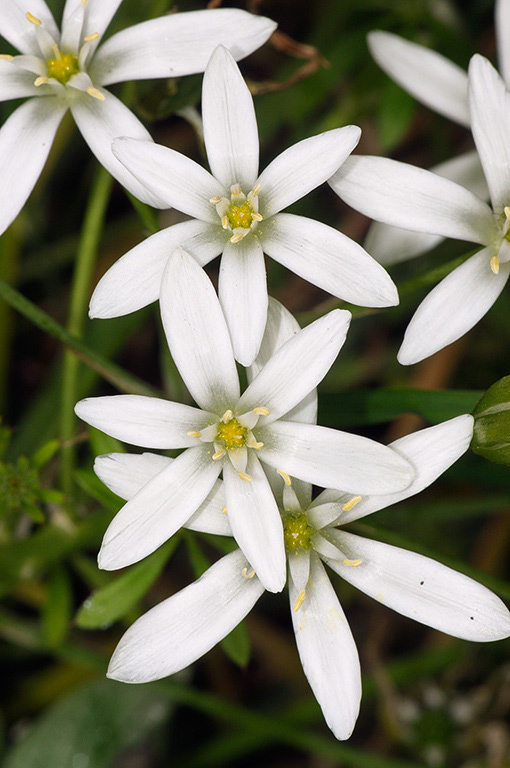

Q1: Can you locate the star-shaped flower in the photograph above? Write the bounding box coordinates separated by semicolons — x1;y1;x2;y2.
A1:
0;0;276;235
89;44;398;365
76;247;413;593
329;55;510;364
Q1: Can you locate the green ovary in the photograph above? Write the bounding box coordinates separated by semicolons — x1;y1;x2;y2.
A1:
216;418;247;450
46;52;79;84
227;202;253;230
284;513;315;552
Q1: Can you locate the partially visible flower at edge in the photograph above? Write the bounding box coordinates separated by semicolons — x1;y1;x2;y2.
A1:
0;0;277;235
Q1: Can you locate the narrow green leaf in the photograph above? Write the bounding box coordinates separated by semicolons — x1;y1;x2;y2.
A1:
41;565;73;648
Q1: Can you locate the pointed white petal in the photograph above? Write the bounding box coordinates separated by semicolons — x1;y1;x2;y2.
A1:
364;149;488;265
203;45;259;191
64;0;122;53
330;156;496;245
287;548;311;593
496;0;510;88
160;247;240;414
112;136;224;219
75;395;217;449
261;214;399;307
368;30;470;126
290;554;361;740
336;415;474;524
99;446;221;570
0;61;42;100
248;298;318;424
327;531;510;642
219;237;267;366
91;9;276;86
398;249;510;365
108;549;264;683
258;421;414;494
0;97;65;237
468;55;510;213
0;0;59;54
89;220;223;319
223;452;286;593
238;310;350;425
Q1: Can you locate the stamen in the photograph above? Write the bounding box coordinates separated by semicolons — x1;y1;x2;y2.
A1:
0;55;14;61
26;12;42;25
81;0;88;6
52;44;61;60
251;212;263;222
221;506;227;514
490;255;500;274
231;183;242;195
221;410;233;423
212;449;226;461
505;206;510;220
187;430;202;438
230;232;244;244
221;215;229;230
238;471;252;482
342;495;362;512
247;440;264;450
87;86;104;101
343;559;362;567
277;469;292;486
242;567;256;579
34;76;49;86
209;196;222;204
250;184;262;196
83;32;99;42
293;589;306;611
253;406;270;416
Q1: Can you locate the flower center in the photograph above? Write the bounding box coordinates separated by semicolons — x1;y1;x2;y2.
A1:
227;201;254;230
216;417;248;451
210;183;263;244
46;49;79;84
283;513;315;552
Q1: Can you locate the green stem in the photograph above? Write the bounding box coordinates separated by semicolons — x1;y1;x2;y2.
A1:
0;223;21;412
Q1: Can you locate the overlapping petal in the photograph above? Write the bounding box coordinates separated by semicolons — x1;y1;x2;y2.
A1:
63;0;123;54
398;249;510;365
107;549;264;683
0;62;42;101
496;0;510;88
327;531;510;642
0;0;59;55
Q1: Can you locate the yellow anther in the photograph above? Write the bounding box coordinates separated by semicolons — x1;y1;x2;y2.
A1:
251;212;263;222
251;184;261;196
212;449;226;461
209;196;222;204
0;55;14;61
221;215;229;229
293;589;306;611
238;471;252;482
277;469;292;486
34;76;49;86
505;206;510;219
343;559;362;567
84;32;99;42
242;567;256;579
221;506;227;514
230;232;244;244
231;183;242;195
490;255;500;274
81;0;88;6
187;430;202;438
247;440;264;450
342;495;362;512
253;406;270;416
87;86;104;101
221;410;233;423
26;12;42;25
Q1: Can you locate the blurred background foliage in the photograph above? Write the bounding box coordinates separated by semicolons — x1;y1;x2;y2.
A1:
0;0;509;766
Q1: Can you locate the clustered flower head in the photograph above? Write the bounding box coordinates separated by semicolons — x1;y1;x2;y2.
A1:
5;0;507;745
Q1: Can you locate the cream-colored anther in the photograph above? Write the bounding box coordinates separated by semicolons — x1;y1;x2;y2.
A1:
504;206;510;219
276;469;292;486
343;559;362;567
26;12;42;25
221;410;233;423
209;196;222;205
242;567;256;579
212;449;226;461
251;184;261;196
238;471;252;482
87;86;104;101
253;406;270;416
230;232;244;244
221;215;229;229
342;495;361;512
293;589;306;611
231;183;242;195
34;76;49;86
84;32;99;42
0;55;14;61
251;212;263;222
187;430;202;438
490;255;500;274
247;440;264;450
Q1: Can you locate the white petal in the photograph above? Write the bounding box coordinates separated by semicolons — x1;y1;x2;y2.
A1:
238;310;350;425
398;249;510;365
0;0;59;54
0;61;42;100
289;554;361;740
75;395;217;448
257;126;360;216
203;45;259;191
160;247;240;414
287;548;310;593
327;531;510;642
364;149;488;265
0;97;66;237
64;0;122;53
219;237;267;366
258;421;415;494
99;446;221;570
70;92;171;208
368;30;470;126
223;453;286;593
89;220;223;319
261;214;399;307
112;136;224;219
335;415;474;524
330;156;496;246
496;0;510;88
91;9;276;86
468;55;510;213
107;549;264;683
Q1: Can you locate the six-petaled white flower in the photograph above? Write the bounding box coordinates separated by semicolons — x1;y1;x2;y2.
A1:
89;44;399;365
0;0;277;235
76;247;414;593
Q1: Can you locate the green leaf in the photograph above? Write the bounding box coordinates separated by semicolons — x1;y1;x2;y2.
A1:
87;426;125;458
75;536;179;629
221;620;251;668
472;375;510;465
41;565;73;648
74;468;122;514
3;677;173;768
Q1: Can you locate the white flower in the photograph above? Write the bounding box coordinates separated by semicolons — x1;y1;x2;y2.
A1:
89;44;399;366
102;408;510;741
76;247;413;593
329;55;510;365
0;0;276;235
